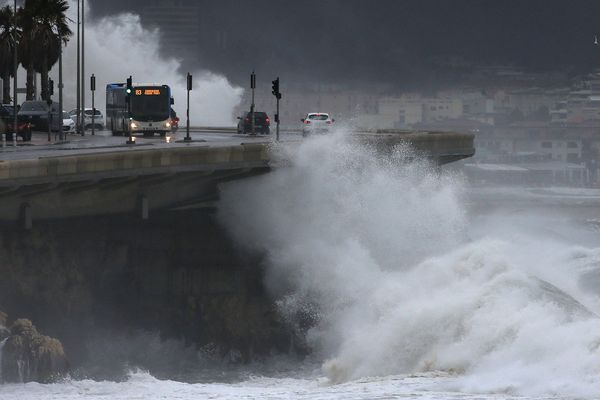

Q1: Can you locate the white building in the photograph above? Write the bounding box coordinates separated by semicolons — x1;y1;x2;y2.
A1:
421;97;463;122
376;97;422;128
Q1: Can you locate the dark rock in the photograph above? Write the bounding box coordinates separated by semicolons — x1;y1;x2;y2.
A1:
0;310;8;341
0;326;8;342
1;319;69;383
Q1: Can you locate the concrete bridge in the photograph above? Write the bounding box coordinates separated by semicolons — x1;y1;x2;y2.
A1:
0;130;474;225
0;129;475;364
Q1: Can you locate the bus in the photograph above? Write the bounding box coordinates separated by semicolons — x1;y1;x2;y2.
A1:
106;83;174;136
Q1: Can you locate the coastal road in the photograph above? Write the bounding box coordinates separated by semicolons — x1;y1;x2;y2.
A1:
0;127;296;161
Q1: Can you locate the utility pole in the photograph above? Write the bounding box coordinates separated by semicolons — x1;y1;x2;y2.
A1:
271;77;281;141
58;33;63;141
76;0;80;135
90;74;95;135
185;73;192;142
47;78;53;142
250;71;256;135
12;0;17;147
81;0;85;136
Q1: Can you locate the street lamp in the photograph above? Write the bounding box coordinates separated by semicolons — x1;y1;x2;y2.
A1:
75;0;85;136
76;0;80;135
81;0;85;136
57;29;64;141
12;0;18;147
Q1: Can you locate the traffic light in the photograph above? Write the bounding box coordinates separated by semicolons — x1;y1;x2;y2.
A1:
272;77;281;100
90;74;96;92
48;78;54;96
187;73;192;91
126;76;132;94
126;76;132;103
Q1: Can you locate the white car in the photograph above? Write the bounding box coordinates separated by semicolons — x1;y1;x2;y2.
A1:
68;108;104;130
62;111;76;134
301;112;335;136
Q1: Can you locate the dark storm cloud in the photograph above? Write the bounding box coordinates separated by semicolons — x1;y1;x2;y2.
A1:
89;0;600;87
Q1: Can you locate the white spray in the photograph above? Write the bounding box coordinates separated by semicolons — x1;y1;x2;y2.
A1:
0;337;6;382
0;0;243;126
219;128;600;398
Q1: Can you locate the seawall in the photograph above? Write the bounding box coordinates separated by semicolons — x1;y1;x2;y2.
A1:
0;207;289;374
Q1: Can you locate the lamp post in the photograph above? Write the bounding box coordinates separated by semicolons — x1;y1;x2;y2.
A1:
76;0;80;135
80;0;85;136
58;33;63;141
12;0;17;147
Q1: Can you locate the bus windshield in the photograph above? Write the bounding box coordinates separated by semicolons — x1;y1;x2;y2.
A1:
130;86;170;121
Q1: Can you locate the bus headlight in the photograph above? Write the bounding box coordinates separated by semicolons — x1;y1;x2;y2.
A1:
130;122;138;129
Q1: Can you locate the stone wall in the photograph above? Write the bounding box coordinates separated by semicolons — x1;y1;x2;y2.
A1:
0;209;289;374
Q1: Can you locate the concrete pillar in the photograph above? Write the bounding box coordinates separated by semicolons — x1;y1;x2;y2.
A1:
20;203;32;230
139;195;149;220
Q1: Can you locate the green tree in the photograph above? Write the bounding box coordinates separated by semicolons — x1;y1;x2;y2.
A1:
18;3;37;101
20;0;71;101
0;6;19;104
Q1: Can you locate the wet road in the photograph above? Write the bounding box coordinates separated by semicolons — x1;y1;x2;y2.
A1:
0;128;300;161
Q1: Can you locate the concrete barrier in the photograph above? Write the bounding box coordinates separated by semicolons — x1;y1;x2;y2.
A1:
0;130;473;223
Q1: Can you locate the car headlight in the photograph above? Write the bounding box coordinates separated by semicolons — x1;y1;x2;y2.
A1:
165;122;171;128
130;122;138;129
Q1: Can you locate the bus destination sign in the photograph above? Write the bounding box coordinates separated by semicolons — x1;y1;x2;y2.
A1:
135;89;161;96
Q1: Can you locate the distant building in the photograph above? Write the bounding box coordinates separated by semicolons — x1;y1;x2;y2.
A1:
421;97;463;123
456;91;495;125
550;101;568;124
504;88;565;118
480;121;586;163
376;97;422;128
358;95;464;130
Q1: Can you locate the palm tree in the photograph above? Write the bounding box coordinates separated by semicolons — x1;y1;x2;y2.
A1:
0;6;19;104
20;0;71;101
18;4;37;101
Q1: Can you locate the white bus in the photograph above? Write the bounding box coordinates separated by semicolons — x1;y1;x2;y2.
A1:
106;83;174;136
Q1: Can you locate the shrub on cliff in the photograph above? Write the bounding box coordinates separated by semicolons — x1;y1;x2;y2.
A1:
1;318;69;383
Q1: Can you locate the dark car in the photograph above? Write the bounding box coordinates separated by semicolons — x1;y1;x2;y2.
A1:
18;101;48;131
0;104;32;141
237;111;270;135
170;107;179;131
18;100;61;132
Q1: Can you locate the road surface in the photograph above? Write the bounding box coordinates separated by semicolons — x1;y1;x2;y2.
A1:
0;128;290;161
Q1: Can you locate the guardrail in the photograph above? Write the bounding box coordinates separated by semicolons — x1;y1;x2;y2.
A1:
190;127;470;135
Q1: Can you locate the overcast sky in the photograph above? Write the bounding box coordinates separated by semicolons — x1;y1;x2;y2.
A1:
88;0;600;88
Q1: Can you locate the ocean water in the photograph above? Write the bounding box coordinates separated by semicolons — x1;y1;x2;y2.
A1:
0;370;536;400
2;130;600;399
